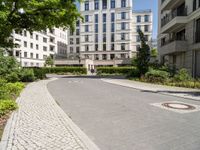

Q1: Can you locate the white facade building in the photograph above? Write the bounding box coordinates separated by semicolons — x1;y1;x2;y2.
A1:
66;0;153;67
11;28;68;67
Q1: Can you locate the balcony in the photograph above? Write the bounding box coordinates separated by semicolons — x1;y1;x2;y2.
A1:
161;8;187;33
160;40;188;56
161;0;185;11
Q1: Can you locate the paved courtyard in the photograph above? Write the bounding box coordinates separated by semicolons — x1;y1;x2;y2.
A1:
48;76;200;150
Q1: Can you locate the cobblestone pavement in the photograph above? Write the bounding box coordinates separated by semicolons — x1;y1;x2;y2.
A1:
0;78;99;150
102;79;200;101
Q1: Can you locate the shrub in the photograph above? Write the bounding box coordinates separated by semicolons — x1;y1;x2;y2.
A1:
145;69;170;83
97;67;136;75
0;100;18;117
5;72;20;82
0;79;9;99
5;82;25;98
173;68;192;82
20;69;35;82
42;67;87;75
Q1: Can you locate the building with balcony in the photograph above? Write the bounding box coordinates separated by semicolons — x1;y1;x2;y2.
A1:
66;0;152;69
11;28;68;67
158;0;200;77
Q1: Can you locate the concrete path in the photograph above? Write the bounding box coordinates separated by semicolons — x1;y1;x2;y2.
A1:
0;79;99;150
102;79;200;101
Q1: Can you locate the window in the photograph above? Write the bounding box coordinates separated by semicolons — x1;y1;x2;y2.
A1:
24;52;27;58
137;35;140;42
76;47;80;53
196;18;200;43
95;14;98;23
24;41;27;47
76;38;80;44
95;24;98;33
43;55;47;59
43;37;47;43
50;46;55;51
137;25;141;31
103;24;106;32
111;23;115;32
145;15;149;22
70;38;73;44
24;31;27;37
121;54;125;58
85;35;89;42
111;0;115;8
85;1;89;11
85;25;89;32
94;0;99;10
30;33;33;39
111;44;115;51
121;33;125;40
85;15;89;22
111;13;115;22
137;16;141;22
193;0;197;11
95;44;98;51
85;45;89;51
36;35;39;40
121;43;125;50
111;33;115;42
103;34;106;42
110;54;115;60
30;53;33;58
30;43;33;49
102;0;107;9
136;45;140;51
199;0;200;7
102;54;107;60
43;46;47;51
95;34;98;42
95;54;99;60
15;51;20;57
76;20;80;26
36;44;39;50
121;12;126;19
121;22;126;30
36;54;39;59
144;25;149;32
103;14;106;22
103;44;106;51
144;35;149;41
76;29;80;35
121;0;126;7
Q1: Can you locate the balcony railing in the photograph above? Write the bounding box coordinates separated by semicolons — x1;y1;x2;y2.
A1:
161;39;186;47
161;7;187;27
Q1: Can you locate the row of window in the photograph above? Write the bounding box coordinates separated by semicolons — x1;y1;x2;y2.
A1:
136;25;150;32
23;41;53;51
85;0;127;11
136;15;150;23
15;51;48;60
84;53;128;60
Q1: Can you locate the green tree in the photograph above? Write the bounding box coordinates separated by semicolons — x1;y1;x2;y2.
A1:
45;56;54;67
151;48;158;57
0;0;81;48
136;29;151;76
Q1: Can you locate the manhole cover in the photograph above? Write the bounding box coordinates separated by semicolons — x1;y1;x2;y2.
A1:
162;103;196;110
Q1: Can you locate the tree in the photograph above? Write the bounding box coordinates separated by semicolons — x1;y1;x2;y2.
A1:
135;29;151;76
0;0;81;48
44;56;54;67
151;48;158;57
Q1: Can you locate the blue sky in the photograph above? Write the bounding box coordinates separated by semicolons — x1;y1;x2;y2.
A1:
133;0;158;39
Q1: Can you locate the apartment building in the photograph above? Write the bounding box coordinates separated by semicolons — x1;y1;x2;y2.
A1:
158;0;200;77
11;28;68;67
66;0;153;67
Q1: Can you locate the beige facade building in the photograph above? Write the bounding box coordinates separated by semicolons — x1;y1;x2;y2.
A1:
158;0;200;77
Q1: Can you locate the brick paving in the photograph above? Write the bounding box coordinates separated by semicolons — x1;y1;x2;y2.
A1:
0;79;99;150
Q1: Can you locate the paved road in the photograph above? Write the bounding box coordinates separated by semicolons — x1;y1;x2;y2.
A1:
47;76;200;150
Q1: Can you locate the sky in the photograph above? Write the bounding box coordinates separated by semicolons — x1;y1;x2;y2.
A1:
133;0;158;39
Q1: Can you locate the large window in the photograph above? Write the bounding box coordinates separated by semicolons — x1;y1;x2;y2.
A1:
121;22;126;30
94;0;99;10
85;15;89;22
111;33;115;42
111;13;115;22
85;1;89;11
196;18;200;43
95;14;98;23
85;35;89;42
111;23;115;32
95;34;98;42
193;0;197;11
144;25;149;32
121;0;126;7
121;43;125;50
145;15;149;22
111;0;115;8
85;25;89;32
121;33;125;40
103;34;106;42
103;24;106;32
95;24;98;33
121;12;126;19
137;16;141;22
103;14;107;22
102;0;107;9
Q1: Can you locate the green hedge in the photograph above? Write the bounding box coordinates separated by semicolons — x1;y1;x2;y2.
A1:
97;67;139;77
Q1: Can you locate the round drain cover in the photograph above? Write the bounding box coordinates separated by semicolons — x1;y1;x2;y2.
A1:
162;103;196;110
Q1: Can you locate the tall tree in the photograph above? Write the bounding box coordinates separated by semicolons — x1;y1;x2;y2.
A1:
136;29;151;76
0;0;81;48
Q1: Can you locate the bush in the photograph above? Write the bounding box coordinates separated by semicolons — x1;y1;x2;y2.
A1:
20;69;35;82
0;100;18;117
0;79;9;99
32;68;46;79
145;69;170;83
97;67;136;75
44;67;87;74
5;72;20;82
5;82;25;98
173;68;192;82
